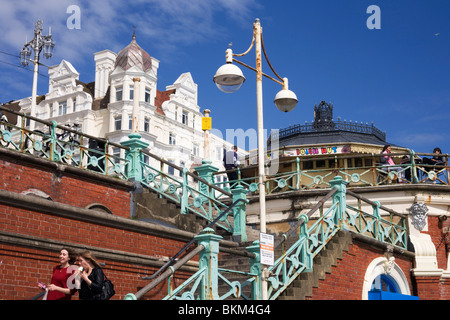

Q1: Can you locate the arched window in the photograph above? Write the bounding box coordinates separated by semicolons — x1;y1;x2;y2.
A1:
362;257;419;300
371;274;398;293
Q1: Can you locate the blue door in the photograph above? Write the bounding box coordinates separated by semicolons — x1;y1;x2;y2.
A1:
368;275;419;300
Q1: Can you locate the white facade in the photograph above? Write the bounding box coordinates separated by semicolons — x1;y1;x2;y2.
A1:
18;36;247;178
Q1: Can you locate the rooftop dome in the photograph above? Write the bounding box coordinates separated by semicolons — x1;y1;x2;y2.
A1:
115;32;152;72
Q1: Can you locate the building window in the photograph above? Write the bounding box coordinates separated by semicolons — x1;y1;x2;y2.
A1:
182;111;188;125
116;86;123;101
129;85;134;100
59;101;67;116
73;98;77;112
114;115;122;131
145;88;151;103
25;113;30;127
193;143;199;156
179;161;185;177
169;133;176;145
216;146;223;161
128;115;133;130
168;160;175;175
144;117;150;132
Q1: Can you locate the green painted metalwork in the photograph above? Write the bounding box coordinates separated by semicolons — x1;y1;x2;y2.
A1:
120;132;149;181
0;107;130;178
139;153;236;234
0;108;422;300
231;185;248;242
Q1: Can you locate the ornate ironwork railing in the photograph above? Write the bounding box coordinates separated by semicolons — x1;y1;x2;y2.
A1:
0;108;415;300
0;107;248;240
0;106;129;178
266;176;407;300
215;151;449;195
127;176;407;300
269;119;386;142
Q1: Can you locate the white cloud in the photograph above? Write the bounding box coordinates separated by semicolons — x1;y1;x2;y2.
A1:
0;0;260;64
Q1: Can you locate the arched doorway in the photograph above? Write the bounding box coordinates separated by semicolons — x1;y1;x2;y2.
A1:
362;257;419;300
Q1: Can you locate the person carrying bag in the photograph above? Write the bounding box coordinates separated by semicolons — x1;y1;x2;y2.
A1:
77;250;115;300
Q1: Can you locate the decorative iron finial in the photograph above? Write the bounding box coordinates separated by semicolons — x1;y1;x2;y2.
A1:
132;26;136;40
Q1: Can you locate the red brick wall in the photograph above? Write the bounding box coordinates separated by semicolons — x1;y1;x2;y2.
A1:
0;158;131;217
0;243;191;300
308;240;415;300
0;155;194;300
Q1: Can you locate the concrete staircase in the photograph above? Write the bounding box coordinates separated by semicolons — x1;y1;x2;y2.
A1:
134;188;208;234
216;230;353;300
136;187;354;300
134;187;260;241
277;230;353;300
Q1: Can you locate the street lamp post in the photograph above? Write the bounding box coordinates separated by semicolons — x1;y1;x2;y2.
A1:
20;20;55;131
213;18;298;300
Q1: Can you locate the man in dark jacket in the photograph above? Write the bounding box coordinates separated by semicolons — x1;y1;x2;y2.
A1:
223;145;240;185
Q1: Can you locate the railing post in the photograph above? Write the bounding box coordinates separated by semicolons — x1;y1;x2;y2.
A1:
231;185;248;242
49;120;58;161
246;240;262;300
372;200;381;241
329;176;347;224
195;159;219;200
195;227;222;300
120;133;149;182
410;149;419;183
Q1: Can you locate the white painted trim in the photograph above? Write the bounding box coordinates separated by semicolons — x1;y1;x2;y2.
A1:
362;257;411;300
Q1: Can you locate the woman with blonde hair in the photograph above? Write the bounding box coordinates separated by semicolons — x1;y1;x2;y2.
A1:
77;250;105;300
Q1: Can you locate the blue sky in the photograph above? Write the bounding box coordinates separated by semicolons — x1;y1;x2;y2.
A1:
0;0;449;154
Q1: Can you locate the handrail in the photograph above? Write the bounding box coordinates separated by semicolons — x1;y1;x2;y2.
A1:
0;105;127;150
30;291;45;300
274;188;337;249
346;189;405;218
129;244;205;300
142;198;249;281
141;149;232;198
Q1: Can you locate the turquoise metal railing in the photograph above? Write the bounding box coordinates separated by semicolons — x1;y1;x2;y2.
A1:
139;176;407;300
0;107;129;178
215;151;449;194
0;107;249;240
266;176;407;300
0;109;411;300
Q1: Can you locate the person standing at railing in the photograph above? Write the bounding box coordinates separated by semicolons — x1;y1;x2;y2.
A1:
38;248;77;300
0;111;8;131
422;147;446;167
223;145;240;185
380;145;404;182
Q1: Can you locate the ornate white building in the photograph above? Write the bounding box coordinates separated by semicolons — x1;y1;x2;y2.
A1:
16;33;245;178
